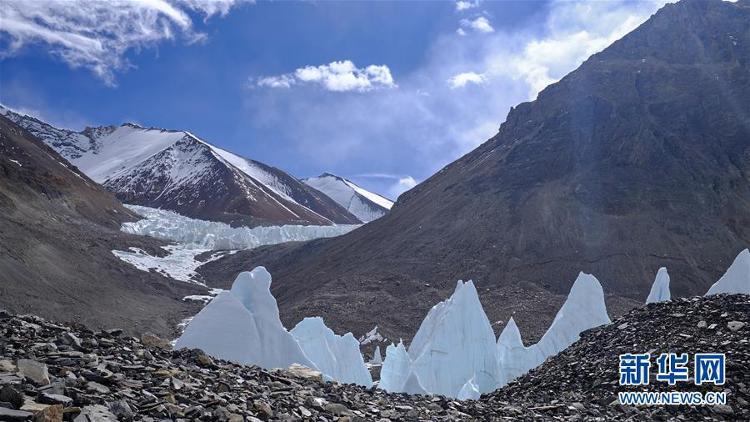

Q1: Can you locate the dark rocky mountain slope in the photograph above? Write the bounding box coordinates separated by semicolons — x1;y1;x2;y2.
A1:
0;115;203;337
199;0;750;342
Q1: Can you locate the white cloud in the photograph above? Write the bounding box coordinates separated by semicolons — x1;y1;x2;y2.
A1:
255;60;396;92
243;0;672;188
389;176;418;199
455;1;479;12
459;16;494;34
256;74;296;89
448;72;486;89
0;0;252;86
477;0;671;99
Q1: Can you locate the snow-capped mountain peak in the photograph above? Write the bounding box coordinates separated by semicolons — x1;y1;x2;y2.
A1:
0;105;361;227
303;173;393;222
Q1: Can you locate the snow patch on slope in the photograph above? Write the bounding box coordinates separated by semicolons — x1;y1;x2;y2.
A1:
76;126;186;182
111;245;229;284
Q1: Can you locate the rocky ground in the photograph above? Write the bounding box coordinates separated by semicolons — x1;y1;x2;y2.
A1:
1;295;747;421
480;294;749;421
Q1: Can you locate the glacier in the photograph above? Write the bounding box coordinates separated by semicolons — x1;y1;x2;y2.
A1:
290;317;373;387
175;267;371;386
646;267;671;303
706;249;750;295
113;205;357;284
379;272;611;398
121;205;358;250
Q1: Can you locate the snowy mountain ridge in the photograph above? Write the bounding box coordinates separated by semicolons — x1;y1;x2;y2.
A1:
0;105;361;227
303;173;393;222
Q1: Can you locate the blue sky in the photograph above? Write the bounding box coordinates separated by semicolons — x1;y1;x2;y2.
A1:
0;0;668;199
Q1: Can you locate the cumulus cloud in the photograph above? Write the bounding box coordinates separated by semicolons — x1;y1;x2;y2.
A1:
244;0;671;196
459;16;494;34
255;60;396;92
448;72;486;89
455;1;480;12
503;2;660;97
0;0;252;86
389;176;418;199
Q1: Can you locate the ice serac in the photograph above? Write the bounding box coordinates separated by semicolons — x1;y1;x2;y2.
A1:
406;280;498;397
706;249;750;295
497;272;611;388
379;273;612;397
175;267;314;370
172;291;264;364
290;317;373;387
534;272;611;359
457;376;481;401
495;317;531;387
379;341;416;393
646;267;671;304
371;346;383;365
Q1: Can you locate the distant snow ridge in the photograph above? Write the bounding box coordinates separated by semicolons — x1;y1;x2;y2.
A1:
303;173;393;222
121;205;358;250
706;249;750;295
646;267;671;304
175;267;372;387
379;272;611;399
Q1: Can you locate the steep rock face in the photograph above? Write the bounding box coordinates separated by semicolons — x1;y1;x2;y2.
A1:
199;0;750;342
0;108;361;227
0;115;202;337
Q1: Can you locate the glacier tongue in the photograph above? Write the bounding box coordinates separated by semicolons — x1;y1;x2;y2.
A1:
706;249;750;295
121;205;358;250
175;267;371;386
290;317;373;387
646;267;671;304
